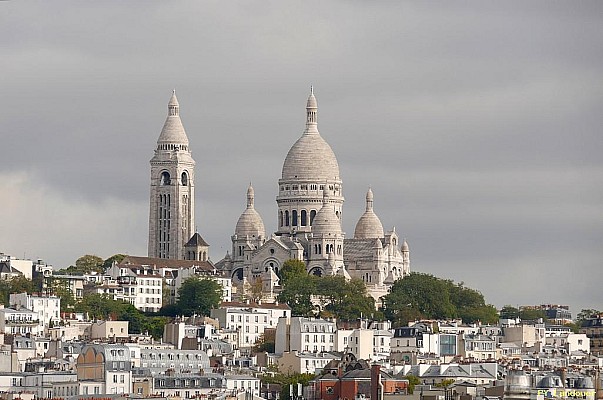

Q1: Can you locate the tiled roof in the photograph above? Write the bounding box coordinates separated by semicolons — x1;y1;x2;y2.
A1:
185;233;210;247
119;256;214;272
219;301;291;310
343;239;383;263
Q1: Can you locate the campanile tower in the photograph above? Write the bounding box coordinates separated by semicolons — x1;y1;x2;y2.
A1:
148;91;195;259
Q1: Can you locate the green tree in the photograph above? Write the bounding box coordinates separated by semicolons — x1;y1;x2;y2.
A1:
9;275;35;296
253;329;276;353
382;273;456;326
75;293;127;319
500;305;520;319
75;254;104;274
176;277;222;316
577;309;601;326
382;272;497;326
564;322;580;333
0;276;36;305
316;277;375;321
405;375;421;394
103;254;126;270
48;278;76;310
436;379;455;388
277;274;316;317
73;294;167;338
460;305;499;324
519;308;546;321
278;259;307;286
261;372;315;400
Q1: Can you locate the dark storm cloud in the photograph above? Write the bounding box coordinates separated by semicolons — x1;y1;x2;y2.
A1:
1;1;602;313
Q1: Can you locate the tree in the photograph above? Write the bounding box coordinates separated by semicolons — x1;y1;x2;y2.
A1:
0;276;36;305
253;329;276;353
278;274;316;317
103;254;126;270
500;305;520;319
176;277;222;316
75;293;127;319
316;277;375;321
48;278;76;310
577;309;601;326
436;379;455;388
519;308;546;321
278;259;307;286
405;375;421;394
73;294;167;338
75;254;104;274
261;372;315;400
382;272;498;326
246;278;264;303
382;273;456;326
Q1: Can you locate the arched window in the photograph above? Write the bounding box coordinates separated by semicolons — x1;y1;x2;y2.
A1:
310;210;317;225
279;211;283;227
301;210;307;226
285;211;290;227
160;172;171;185
181;172;188;186
292;210;298;226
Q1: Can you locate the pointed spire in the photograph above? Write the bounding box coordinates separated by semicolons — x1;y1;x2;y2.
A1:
365;188;374;212
304;86;318;134
246;183;255;209
168;90;179;116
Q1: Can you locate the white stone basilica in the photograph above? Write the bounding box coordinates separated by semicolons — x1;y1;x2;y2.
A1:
147;89;410;302
214;89;411;302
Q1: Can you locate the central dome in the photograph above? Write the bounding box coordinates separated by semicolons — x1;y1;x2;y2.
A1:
281;89;340;181
282;135;340;180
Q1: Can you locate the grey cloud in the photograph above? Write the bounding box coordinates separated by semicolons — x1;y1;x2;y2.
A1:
1;1;601;314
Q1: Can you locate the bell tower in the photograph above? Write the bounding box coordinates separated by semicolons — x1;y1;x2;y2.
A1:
148;90;196;259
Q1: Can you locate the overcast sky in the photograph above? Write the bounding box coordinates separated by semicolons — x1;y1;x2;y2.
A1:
1;1;602;315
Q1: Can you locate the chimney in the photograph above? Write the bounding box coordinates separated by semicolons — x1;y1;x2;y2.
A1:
371;364;382;400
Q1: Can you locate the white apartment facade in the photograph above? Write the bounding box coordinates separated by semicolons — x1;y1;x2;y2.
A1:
275;317;336;355
9;293;60;327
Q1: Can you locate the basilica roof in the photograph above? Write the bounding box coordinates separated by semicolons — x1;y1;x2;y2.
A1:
354;188;384;239
157;90;190;148
235;184;265;238
281;89;340;181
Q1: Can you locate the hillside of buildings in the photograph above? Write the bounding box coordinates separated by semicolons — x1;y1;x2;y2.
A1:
1;250;602;400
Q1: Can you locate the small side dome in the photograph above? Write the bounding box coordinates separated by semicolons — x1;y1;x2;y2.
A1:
354;188;384;239
312;192;341;235
401;239;409;252
235;184;265;238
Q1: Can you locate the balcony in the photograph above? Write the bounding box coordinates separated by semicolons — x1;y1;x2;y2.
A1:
6;319;40;325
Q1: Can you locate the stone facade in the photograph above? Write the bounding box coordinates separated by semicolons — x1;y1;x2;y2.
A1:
148;91;196;260
216;89;410;302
